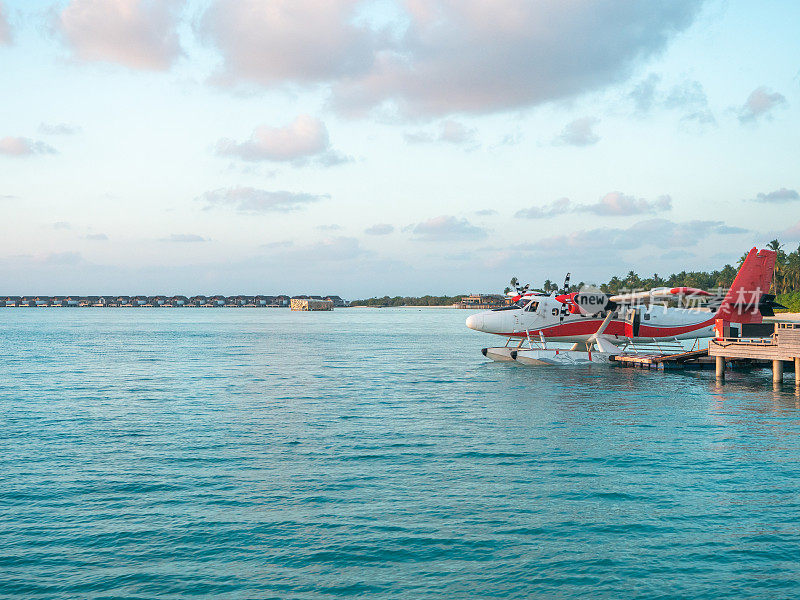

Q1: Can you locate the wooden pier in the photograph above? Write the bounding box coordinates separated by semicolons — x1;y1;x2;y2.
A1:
709;322;800;384
611;348;712;370
610;322;800;386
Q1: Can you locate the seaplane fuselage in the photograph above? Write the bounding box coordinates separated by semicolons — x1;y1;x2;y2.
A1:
466;296;715;343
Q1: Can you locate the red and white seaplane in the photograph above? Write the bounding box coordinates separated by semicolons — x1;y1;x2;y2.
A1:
467;247;783;365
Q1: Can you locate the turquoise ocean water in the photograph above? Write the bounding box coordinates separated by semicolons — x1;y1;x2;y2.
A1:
2;307;800;599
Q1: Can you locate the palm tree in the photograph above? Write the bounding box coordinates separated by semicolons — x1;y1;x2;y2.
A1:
767;239;783;252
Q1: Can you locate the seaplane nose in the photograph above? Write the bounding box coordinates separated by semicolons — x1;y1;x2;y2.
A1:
466;313;485;331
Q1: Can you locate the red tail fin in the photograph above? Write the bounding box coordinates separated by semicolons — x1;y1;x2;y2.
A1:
716;247;777;324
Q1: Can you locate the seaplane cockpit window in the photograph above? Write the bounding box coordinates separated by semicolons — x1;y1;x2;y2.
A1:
524;301;539;312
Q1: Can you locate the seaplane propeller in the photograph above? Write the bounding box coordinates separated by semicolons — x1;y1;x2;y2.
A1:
557;272;571;323
506;277;542;304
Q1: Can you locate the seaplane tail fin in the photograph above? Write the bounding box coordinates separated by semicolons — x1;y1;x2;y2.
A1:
716;247;777;324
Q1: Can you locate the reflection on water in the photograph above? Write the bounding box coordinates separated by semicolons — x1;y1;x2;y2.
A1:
1;308;800;599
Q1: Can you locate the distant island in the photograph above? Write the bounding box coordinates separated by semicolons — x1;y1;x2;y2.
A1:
1;294;347;308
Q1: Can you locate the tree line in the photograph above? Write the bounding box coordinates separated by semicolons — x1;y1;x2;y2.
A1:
351;240;800;311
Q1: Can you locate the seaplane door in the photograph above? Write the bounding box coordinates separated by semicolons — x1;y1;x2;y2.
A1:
625;307;642;338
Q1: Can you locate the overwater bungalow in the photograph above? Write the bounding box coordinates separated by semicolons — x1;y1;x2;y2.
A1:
208;295;226;307
168;295;189;307
188;295;207;307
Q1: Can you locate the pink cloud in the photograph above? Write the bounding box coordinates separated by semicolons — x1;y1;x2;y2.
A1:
0;137;56;156
583;192;672;216
199;1;702;117
58;0;184;70
216;115;348;165
201;0;376;85
738;86;787;123
411;215;486;241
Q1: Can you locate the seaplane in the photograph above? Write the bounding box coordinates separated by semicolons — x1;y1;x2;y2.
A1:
466;247;784;366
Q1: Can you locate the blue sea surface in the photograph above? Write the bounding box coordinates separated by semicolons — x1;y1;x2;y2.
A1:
2;307;800;599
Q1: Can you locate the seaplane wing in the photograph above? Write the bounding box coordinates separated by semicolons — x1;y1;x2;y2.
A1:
608;287;712;304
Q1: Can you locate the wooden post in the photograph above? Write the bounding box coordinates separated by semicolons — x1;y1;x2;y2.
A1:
715;355;725;380
773;360;784;384
795;357;800;387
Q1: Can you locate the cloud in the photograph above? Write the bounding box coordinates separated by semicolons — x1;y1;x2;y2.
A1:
216;115;350;165
630;75;715;124
58;0;184;70
411;215;486;241
516;192;671;219
0;137;56;156
581;192;672;216
629;73;660;112
83;233;108;240
160;233;208;243
365;223;394;235
200;0;377;86
53;221;71;230
317;224;343;231
738;86;787;123
39;123;81;135
515;197;572;219
405;119;477;145
439;120;476;144
664;80;715;124
0;1;11;45
554;117;600;146
530;218;743;254
749;188;799;203
201;1;702;117
202;187;327;213
475;209;497;216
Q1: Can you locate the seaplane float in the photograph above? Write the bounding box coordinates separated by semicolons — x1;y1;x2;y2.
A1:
467;247;783;366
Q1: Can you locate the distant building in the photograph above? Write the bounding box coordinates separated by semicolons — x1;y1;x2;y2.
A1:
455;294;510;309
291;297;333;311
324;295;349;307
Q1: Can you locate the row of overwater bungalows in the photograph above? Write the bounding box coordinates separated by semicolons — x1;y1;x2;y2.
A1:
0;295;347;307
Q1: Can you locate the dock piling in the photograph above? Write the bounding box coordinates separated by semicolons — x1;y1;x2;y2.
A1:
795;357;800;387
715;355;725;381
773;360;784;384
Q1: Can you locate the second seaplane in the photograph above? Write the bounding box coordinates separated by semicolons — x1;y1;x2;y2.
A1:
466;247;783;366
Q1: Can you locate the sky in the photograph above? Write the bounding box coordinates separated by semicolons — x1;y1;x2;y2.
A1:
0;0;798;297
